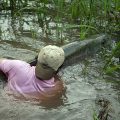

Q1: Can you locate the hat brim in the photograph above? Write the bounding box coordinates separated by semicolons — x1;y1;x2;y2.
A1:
35;63;56;80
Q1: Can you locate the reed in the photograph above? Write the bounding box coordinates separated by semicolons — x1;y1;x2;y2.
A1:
0;0;119;40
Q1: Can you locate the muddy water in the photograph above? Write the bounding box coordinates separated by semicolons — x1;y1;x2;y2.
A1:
0;17;120;120
0;39;120;120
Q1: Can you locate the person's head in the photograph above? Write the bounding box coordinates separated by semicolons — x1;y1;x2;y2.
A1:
35;45;65;80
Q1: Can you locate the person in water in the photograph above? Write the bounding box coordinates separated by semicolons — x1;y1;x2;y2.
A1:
0;45;65;101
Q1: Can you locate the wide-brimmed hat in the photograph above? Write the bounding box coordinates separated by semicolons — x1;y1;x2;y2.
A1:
35;45;65;80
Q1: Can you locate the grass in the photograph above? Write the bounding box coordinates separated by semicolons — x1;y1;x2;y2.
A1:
0;0;119;41
93;110;99;120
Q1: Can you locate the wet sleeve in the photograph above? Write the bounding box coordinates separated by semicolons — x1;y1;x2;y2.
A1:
0;60;16;75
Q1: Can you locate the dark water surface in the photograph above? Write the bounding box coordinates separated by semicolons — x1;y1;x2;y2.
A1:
0;15;120;120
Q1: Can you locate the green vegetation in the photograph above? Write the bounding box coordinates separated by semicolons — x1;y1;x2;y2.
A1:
0;0;119;39
93;111;99;120
104;41;120;74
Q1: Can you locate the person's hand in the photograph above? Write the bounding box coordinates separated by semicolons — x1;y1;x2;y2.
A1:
0;58;6;63
28;55;38;66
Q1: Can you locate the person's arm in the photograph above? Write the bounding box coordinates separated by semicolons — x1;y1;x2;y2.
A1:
0;58;8;75
0;58;14;75
0;58;6;63
0;58;7;80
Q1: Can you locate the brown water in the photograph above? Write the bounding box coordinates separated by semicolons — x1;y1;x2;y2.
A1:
0;39;120;120
0;15;120;120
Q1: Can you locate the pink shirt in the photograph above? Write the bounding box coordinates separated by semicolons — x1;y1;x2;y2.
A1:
0;60;63;100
